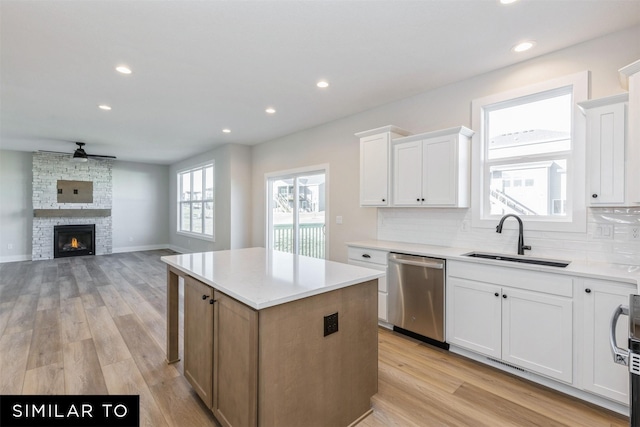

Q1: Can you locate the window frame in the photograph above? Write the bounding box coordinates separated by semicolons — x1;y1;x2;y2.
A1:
177;161;215;241
471;71;589;232
265;163;329;259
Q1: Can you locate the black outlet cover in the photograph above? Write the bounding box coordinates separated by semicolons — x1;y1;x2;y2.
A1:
324;312;338;337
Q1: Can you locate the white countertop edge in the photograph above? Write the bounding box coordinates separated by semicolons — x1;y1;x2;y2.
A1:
347;239;640;289
162;252;385;310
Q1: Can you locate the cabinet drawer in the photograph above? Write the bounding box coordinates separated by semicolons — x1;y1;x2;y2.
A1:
448;260;573;297
347;247;388;265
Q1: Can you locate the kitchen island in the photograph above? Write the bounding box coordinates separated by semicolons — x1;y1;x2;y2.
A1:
161;247;384;427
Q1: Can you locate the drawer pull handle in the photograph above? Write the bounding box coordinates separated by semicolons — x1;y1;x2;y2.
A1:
362;254;371;259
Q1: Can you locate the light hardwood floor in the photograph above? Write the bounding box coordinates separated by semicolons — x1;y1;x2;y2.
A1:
0;250;629;427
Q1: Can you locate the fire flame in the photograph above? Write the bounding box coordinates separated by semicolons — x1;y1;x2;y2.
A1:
71;238;78;249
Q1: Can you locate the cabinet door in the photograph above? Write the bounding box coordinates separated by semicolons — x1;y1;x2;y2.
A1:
446;277;501;358
423;135;456;206
587;103;626;205
582;280;631;404
501;288;573;383
212;291;259;427
184;276;214;408
360;133;390;206
392;140;423;206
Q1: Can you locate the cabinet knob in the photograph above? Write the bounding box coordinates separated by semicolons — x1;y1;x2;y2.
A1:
502;294;507;299
416;198;420;202
382;198;386;202
592;194;598;198
202;295;207;300
494;292;499;297
210;299;216;304
421;198;425;202
585;288;591;294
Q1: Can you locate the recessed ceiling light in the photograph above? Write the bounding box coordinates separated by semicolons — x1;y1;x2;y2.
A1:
265;107;276;114
116;66;132;74
98;105;112;110
512;41;536;53
222;128;231;133
500;0;518;4
316;81;329;88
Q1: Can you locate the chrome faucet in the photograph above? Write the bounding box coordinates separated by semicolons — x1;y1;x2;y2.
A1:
496;214;531;255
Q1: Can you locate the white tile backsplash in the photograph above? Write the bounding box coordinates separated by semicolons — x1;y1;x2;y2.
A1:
377;207;640;266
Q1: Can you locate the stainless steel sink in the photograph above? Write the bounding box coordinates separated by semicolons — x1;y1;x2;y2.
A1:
463;252;571;268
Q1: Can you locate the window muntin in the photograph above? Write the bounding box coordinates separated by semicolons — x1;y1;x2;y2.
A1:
178;163;214;239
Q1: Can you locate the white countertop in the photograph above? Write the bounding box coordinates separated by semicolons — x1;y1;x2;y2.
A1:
347;239;640;289
161;247;385;310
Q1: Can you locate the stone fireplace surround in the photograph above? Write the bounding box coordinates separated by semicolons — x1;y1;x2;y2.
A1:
32;152;113;260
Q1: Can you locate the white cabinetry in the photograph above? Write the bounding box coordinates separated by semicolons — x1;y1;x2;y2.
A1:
356;126;411;207
620;59;640;204
392;127;474;207
580;279;632;405
447;260;573;383
578;94;628;205
347;246;389;322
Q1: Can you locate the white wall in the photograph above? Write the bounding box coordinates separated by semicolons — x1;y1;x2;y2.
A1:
112;161;170;252
0;150;32;262
169;143;251;253
251;25;640;263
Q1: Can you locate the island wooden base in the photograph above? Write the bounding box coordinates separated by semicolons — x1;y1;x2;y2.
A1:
166;265;378;427
258;279;378;427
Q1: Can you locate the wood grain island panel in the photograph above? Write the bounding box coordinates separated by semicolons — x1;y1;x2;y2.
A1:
163;248;382;427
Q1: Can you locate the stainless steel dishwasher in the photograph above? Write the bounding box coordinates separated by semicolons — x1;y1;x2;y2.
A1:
388;252;447;348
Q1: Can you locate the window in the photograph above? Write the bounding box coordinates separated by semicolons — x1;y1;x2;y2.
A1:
471;71;588;232
178;163;214;239
266;165;328;259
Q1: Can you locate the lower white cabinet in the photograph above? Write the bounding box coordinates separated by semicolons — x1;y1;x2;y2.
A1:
581;279;632;404
347;246;388;321
447;261;573;383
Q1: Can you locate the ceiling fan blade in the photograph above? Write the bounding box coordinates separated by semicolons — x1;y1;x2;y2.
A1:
86;154;117;159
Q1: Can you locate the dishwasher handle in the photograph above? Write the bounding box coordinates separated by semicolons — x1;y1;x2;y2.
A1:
388;254;444;270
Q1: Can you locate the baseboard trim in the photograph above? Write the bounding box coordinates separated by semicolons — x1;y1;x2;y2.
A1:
112;244;171;254
0;254;32;263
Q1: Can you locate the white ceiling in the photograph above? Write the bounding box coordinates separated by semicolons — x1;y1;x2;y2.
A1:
2;0;639;165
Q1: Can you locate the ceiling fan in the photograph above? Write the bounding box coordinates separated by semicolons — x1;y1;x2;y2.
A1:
39;142;117;162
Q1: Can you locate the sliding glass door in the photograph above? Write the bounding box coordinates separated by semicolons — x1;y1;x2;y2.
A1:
267;168;326;259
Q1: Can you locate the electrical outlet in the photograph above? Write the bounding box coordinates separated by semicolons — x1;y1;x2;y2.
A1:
7;243;13;250
324;312;339;337
631;226;640;241
594;225;614;240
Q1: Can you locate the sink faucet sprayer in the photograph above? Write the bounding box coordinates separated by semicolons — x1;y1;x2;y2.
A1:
496;214;531;255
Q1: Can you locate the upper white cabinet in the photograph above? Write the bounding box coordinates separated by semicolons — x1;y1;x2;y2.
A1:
356;126;411;207
578;94;628;205
392;127;474;207
620;59;640;204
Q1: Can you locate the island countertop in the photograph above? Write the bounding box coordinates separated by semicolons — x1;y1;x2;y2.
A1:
161;247;385;310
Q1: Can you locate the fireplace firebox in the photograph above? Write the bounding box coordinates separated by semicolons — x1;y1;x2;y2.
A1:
54;224;95;258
